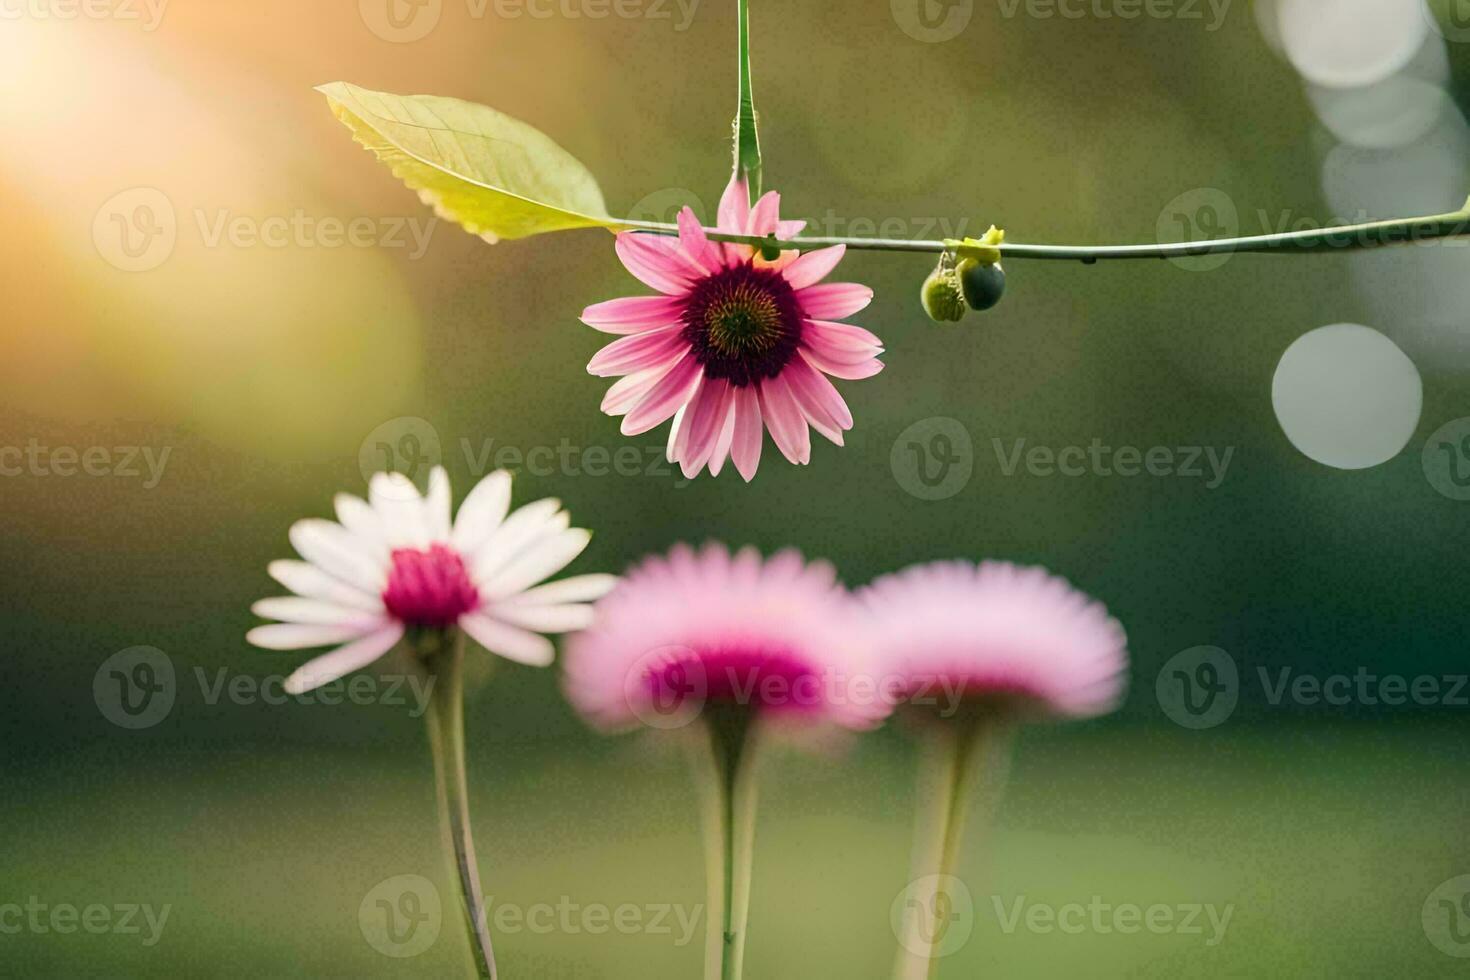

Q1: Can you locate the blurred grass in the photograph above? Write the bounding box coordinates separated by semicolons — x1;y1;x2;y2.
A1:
3;716;1465;978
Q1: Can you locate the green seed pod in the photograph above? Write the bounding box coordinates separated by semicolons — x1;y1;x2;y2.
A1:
957;257;1006;311
921;265;967;323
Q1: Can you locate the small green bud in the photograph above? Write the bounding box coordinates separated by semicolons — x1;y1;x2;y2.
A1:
921;262;967;323
957;257;1006;311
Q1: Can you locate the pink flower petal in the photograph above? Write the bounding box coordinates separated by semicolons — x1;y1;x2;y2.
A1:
730;385;763;481
802;321;885;367
678;378;734;478
621;353;701;436
781;245;846;290
722;241;757;266
805;318;884;351
707;394;739;477
666;376;701;464
758;375;811;465
796;282;874;320
783;357;853;445
800;348;885;381
776;219;806;239
746;191;781;237
601;362;678;415
586;325;687;377
616;233;695;295
581;295;685;334
677;207;723;274
718;175;750;233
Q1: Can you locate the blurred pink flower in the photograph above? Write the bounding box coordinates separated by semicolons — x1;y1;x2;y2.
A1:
858;560;1128;720
247;468;615;694
583;178;884;480
563;542;888;732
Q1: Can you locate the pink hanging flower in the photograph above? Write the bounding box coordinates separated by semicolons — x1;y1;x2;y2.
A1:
583;178;885;480
858;560;1128;720
563;542;889;732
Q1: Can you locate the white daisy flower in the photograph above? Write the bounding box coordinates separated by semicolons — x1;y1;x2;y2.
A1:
248;467;616;694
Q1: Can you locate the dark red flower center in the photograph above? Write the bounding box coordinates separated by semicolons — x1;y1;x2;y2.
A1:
681;263;804;387
382;544;480;627
643;647;825;715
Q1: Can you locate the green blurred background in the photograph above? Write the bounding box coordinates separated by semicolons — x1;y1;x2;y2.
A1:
3;0;1469;975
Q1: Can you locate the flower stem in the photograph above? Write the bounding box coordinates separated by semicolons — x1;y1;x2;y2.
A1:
425;629;497;980
686;706;763;980
618;198;1470;262
893;714;1011;980
732;0;761;202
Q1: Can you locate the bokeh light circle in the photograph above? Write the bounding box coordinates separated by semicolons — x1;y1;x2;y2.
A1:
1278;0;1429;89
1272;324;1423;470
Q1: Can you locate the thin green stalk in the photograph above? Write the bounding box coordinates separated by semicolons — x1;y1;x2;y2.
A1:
893;714;1012;980
685;707;762;980
617;198;1470;262
686;723;729;980
732;0;761;201
425;630;497;980
723;722;761;980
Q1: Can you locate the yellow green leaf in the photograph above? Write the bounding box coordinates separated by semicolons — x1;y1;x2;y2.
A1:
318;81;619;243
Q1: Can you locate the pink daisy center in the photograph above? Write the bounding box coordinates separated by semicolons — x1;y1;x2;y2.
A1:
645;647;824;715
381;544;480;628
681;263;804;387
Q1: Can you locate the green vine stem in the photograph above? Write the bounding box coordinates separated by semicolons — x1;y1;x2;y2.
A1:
892;714;1012;980
732;0;762;203
619;197;1470;263
424;630;498;980
685;707;763;980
